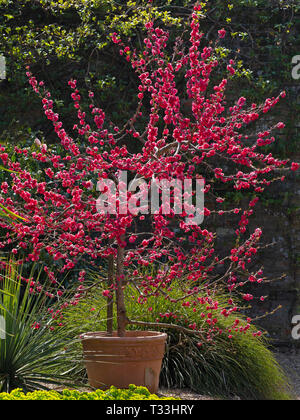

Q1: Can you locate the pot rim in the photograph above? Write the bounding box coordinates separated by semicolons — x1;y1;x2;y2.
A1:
80;330;168;341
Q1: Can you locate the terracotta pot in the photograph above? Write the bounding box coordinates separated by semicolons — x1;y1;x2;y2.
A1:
81;331;167;393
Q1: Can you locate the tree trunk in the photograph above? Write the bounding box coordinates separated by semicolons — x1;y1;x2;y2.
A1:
106;254;114;336
116;244;128;337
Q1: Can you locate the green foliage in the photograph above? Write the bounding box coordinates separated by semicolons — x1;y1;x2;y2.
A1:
0;258;80;393
0;0;182;62
0;0;184;135
62;282;293;400
1;0;299;158
0;384;177;400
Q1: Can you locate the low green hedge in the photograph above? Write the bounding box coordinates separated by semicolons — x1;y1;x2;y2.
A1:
0;385;177;400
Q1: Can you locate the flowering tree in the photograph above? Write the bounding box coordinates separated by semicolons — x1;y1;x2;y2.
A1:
0;4;298;339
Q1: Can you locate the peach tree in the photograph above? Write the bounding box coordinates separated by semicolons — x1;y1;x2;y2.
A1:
0;4;298;339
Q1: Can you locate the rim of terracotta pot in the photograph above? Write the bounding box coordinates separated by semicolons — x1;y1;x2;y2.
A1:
81;330;167;342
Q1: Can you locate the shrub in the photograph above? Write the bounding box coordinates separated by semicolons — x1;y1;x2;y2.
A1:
0;385;178;400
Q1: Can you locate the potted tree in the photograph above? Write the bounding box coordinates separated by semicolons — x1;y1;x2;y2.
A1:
0;3;298;393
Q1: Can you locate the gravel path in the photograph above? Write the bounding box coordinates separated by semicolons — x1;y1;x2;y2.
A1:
158;389;216;400
275;351;300;400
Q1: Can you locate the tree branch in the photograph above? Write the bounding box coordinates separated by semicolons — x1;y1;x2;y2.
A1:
128;319;204;339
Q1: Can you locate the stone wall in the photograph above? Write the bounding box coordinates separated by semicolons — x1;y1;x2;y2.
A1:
248;176;300;346
213;97;300;346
